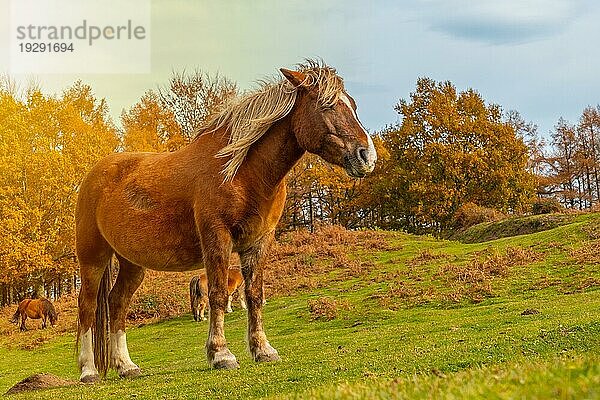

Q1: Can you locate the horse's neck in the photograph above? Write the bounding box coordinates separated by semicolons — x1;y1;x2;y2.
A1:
240;116;305;192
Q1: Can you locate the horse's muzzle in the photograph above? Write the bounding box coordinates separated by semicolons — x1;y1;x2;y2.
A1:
344;146;376;178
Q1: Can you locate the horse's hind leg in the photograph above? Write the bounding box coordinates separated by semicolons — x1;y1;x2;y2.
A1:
77;228;113;383
239;235;279;363
109;256;144;378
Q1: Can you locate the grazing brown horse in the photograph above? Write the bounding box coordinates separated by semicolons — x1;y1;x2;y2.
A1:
75;59;377;382
190;267;246;322
11;298;58;331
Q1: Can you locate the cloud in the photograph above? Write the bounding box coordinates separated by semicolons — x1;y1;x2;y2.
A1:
415;0;587;44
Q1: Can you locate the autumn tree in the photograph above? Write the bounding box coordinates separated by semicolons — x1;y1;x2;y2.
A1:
280;136;389;232
376;78;534;233
541;106;600;209
158;70;237;141
122;91;183;152
122;71;237;152
0;81;118;304
576;106;600;207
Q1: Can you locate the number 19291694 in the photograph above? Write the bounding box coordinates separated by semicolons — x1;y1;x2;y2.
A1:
19;42;74;53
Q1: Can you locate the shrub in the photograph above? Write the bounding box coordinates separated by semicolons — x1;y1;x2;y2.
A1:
532;198;563;215
451;203;506;230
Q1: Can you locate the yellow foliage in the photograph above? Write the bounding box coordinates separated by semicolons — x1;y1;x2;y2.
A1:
0;81;118;291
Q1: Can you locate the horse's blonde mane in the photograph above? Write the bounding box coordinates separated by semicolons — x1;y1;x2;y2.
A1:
199;59;345;182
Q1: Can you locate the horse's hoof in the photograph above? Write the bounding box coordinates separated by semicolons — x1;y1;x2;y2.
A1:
213;358;240;370
226;309;233;313
119;367;142;378
253;344;280;363
210;349;239;370
80;373;99;383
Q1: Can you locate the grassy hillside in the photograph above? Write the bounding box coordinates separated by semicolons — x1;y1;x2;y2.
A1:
449;213;580;243
1;214;599;399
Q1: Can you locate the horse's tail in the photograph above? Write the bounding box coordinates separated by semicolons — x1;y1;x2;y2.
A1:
93;257;113;378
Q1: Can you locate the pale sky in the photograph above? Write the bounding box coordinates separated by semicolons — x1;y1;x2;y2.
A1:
2;0;600;137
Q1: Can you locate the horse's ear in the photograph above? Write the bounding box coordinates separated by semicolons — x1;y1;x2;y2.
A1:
280;68;307;88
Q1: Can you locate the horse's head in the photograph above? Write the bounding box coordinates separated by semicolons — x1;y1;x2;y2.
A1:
281;66;377;178
49;310;58;326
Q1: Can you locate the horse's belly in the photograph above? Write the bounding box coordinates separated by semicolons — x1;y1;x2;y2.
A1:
97;205;203;271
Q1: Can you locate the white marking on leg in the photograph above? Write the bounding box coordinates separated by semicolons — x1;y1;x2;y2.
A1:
78;328;98;380
110;330;139;376
226;295;233;313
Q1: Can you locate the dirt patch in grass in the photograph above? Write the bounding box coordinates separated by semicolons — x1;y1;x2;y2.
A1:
582;224;600;240
307;297;352;321
408;249;449;267
5;373;77;395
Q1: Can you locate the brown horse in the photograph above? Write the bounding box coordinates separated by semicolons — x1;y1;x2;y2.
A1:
11;298;58;331
190;267;246;322
75;59;377;382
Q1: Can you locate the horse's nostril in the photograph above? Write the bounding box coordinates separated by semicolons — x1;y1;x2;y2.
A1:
357;148;369;164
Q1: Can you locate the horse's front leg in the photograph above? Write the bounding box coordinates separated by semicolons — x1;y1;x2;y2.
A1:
20;316;26;332
240;235;280;363
201;228;238;369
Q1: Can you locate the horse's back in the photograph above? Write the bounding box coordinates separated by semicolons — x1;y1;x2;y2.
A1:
21;298;42;318
18;299;32;312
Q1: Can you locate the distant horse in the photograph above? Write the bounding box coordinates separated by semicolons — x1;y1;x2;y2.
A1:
11;298;58;331
190;267;246;321
75;59;377;382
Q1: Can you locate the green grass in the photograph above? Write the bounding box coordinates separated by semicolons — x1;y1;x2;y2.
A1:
1;213;599;399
